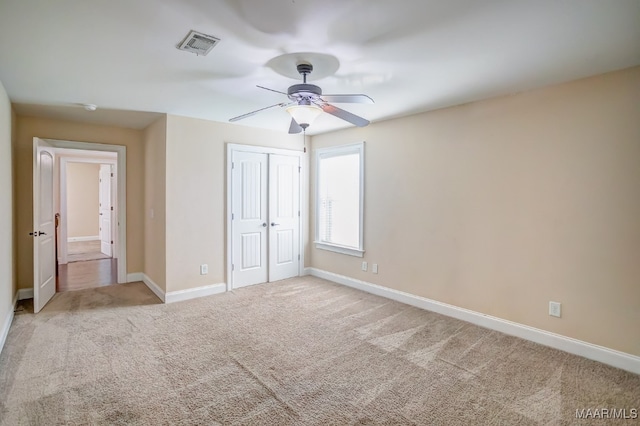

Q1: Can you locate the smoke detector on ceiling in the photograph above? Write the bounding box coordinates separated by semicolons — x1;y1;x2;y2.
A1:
177;30;220;56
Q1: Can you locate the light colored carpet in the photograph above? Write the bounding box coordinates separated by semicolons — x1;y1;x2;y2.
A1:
67;240;110;263
0;276;638;425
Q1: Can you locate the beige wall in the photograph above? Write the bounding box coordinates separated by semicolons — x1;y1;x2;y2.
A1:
165;115;308;292
14;116;144;289
11;106;17;298
310;67;640;356
0;80;15;337
66;162;100;238
143;116;167;291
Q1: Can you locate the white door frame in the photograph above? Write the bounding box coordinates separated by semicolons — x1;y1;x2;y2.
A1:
59;156;117;264
39;139;127;284
226;143;305;291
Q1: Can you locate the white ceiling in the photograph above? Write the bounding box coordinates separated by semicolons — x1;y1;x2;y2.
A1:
1;0;639;133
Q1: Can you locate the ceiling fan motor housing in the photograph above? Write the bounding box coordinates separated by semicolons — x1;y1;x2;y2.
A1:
288;84;322;97
288;84;323;105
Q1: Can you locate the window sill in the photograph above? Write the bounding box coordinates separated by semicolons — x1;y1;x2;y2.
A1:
314;242;364;258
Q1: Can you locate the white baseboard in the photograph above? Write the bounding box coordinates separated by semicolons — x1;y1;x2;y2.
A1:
67;236;100;242
302;267;312;276
17;288;33;300
127;273;226;304
126;273;144;283
165;283;226;304
0;293;18;356
308;268;640;375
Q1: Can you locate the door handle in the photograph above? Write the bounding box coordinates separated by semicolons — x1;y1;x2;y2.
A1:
38;231;46;236
261;223;267;227
271;222;280;227
29;231;46;237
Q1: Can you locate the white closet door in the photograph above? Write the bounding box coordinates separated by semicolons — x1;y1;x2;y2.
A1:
268;154;300;282
231;151;268;288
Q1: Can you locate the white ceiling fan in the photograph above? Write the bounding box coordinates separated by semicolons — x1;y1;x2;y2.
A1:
230;62;374;133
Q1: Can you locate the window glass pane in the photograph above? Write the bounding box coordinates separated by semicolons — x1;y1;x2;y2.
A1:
318;152;360;248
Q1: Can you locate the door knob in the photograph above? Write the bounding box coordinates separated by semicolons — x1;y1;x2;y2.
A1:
38;231;46;236
261;223;267;227
271;222;280;227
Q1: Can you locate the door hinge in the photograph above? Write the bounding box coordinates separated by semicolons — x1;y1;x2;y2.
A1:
232;162;235;169
298;166;301;173
232;264;235;271
232;213;234;220
298;254;300;261
111;206;114;211
111;173;114;177
298;210;300;217
111;240;113;244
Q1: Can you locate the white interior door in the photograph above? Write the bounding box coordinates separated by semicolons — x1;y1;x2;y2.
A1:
99;164;112;256
231;151;268;288
110;164;117;259
268;154;300;282
33;138;56;313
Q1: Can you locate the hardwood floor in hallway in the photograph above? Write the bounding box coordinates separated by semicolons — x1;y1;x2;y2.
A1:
57;258;118;292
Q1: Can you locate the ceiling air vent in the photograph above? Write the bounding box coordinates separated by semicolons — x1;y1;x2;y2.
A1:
177;30;220;56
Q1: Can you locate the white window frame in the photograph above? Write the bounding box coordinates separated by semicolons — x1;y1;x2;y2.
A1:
314;142;364;257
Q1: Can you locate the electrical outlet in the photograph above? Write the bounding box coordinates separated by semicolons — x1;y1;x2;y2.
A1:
372;263;378;274
549;301;561;318
362;261;368;272
200;264;208;275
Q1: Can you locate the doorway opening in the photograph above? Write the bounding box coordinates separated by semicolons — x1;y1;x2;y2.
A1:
58;154;118;291
33;138;127;312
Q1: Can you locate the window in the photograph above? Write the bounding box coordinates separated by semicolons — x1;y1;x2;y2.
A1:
315;143;364;257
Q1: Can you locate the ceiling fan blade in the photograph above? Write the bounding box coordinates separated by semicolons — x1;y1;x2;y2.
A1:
257;85;288;96
320;103;370;127
288;118;303;134
321;94;374;104
229;102;287;122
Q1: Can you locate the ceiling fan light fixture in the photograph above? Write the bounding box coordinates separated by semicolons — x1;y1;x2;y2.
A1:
286;104;322;129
